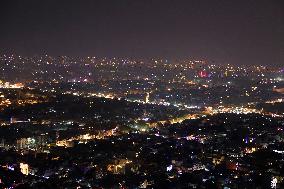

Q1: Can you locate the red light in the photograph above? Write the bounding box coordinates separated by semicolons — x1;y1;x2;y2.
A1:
199;71;208;78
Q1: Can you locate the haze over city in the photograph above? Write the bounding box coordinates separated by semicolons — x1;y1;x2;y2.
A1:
0;0;284;65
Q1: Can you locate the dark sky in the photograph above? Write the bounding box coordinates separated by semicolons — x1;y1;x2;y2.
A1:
0;0;283;65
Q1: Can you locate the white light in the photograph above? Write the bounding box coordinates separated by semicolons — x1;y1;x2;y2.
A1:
271;177;277;189
166;165;173;172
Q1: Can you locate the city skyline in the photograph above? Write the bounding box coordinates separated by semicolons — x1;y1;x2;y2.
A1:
0;1;284;188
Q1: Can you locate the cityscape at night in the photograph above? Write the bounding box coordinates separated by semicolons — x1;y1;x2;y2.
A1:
0;0;284;188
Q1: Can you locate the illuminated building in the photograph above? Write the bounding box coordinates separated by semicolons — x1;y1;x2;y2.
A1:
56;140;74;148
145;92;150;103
20;163;29;175
107;159;132;174
198;70;208;78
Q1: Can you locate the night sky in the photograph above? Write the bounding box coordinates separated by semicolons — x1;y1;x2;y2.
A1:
0;0;283;65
